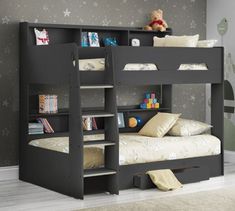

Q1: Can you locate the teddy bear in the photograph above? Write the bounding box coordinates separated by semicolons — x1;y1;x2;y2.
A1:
144;9;168;32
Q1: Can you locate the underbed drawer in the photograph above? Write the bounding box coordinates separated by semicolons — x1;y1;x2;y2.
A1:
133;165;210;190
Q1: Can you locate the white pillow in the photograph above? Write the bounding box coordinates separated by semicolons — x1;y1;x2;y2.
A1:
197;40;217;48
168;118;212;136
153;36;166;47
138;112;181;137
153;35;199;47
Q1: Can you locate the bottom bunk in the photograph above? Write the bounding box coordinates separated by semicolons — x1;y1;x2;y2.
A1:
29;133;221;167
24;133;223;195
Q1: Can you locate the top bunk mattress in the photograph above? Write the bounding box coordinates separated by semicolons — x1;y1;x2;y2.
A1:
29;133;221;166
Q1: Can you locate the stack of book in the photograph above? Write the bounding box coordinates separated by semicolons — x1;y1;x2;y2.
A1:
37;118;54;133
39;95;58;114
28;123;44;135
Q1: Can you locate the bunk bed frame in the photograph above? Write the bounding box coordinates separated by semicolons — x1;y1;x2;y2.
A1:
20;22;224;199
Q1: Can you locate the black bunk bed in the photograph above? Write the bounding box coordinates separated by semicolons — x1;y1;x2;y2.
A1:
19;22;224;199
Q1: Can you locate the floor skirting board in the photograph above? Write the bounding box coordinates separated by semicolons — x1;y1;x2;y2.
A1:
224;150;235;163
0;166;18;181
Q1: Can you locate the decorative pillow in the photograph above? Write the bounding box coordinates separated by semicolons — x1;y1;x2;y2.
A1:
168;118;212;136
197;40;217;48
153;35;199;47
138;112;181;138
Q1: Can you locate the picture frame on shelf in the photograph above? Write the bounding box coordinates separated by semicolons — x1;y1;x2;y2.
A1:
117;113;125;128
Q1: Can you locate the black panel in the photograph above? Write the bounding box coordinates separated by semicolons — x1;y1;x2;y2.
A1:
112;46;223;85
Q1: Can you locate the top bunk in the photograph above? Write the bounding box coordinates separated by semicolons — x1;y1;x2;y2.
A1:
112;46;224;85
20;22;224;86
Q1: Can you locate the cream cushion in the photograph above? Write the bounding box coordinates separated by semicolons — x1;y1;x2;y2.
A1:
138;112;181;137
147;169;182;191
168;118;212;136
153;37;166;47
153;35;199;47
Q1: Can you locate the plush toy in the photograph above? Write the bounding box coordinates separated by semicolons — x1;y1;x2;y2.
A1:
144;9;168;32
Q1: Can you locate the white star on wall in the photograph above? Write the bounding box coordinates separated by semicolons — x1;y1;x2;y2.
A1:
190;20;197;29
102;17;111;26
190;95;196;101
63;8;71;17
2;16;10;24
43;4;49;11
93;2;98;7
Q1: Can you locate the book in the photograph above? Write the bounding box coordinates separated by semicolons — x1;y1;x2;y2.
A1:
81;32;89;47
37;118;54;133
92;117;98;130
28;123;44;134
39;95;58;114
88;32;100;47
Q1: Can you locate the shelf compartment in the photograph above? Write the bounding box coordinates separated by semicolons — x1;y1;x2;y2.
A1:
84;168;116;178
84;140;115;146
82;111;114;118
80;84;113;89
129;29;172;46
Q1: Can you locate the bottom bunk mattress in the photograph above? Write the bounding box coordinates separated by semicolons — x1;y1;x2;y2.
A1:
28;133;221;168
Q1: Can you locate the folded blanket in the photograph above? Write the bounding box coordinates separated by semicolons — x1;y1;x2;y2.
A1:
146;169;182;191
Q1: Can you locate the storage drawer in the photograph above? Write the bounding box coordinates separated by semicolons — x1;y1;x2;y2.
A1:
133;165;210;190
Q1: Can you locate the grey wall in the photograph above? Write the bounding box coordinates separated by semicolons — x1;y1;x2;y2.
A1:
0;0;206;166
207;0;235;151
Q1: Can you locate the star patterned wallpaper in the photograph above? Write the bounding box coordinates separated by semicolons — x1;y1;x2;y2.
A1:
0;0;206;166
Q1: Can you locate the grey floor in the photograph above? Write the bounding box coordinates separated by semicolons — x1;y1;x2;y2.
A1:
0;162;235;211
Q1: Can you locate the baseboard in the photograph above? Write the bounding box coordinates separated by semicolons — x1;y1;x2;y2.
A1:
0;165;19;181
224;150;235;163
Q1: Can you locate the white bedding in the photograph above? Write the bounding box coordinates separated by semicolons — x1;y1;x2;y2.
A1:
29;133;220;166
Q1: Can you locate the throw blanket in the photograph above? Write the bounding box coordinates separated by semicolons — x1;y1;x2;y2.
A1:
147;169;182;191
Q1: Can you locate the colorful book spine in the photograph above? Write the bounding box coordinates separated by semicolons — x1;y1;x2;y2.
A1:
39;95;58;114
92;117;98;130
81;32;89;47
37;118;54;133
